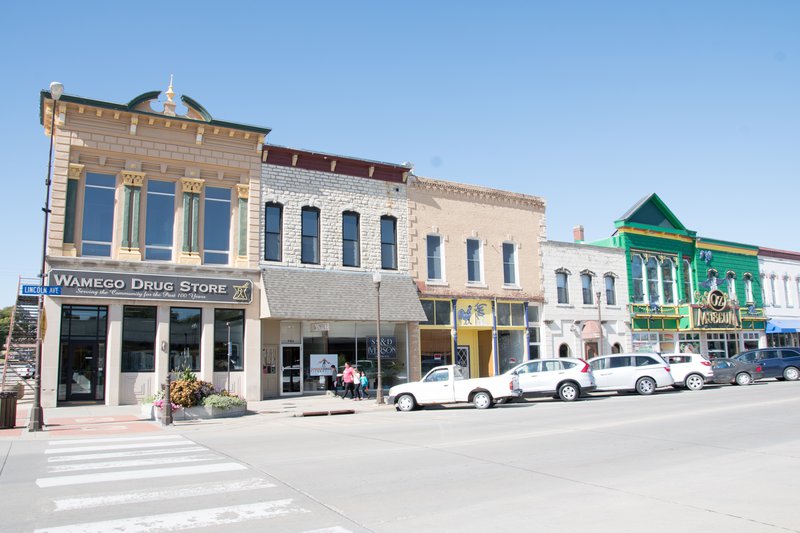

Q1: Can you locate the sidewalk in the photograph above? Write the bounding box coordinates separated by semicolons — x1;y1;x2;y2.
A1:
0;393;394;440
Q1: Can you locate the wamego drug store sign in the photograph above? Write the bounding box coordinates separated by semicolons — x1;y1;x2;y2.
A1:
48;270;253;304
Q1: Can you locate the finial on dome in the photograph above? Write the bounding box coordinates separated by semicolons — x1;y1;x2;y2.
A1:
163;74;177;116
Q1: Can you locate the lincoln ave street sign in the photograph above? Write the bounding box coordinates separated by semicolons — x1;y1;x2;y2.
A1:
48;270;253;304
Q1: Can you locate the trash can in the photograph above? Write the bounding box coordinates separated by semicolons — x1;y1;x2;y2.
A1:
0;391;18;429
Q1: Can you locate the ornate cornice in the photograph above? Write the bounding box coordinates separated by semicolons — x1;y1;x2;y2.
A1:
181;177;204;193
411;176;546;209
120;170;145;187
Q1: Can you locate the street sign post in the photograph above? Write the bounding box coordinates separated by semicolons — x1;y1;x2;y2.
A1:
21;285;61;296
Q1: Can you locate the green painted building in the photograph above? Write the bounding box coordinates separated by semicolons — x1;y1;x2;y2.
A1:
592;194;767;357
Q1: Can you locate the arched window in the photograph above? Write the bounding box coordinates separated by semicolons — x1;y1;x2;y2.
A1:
726;272;736;302
556;270;569;304
743;273;754;303
631;255;645;303
682;259;694;303
264;202;283;262
380;215;398;270
581;273;594;304
342;211;360;267
661;258;675;304
770;275;778;306
301;206;320;264
612;343;622;354
558;343;571;357
784;276;793;308
646;257;660;304
707;269;719;290
604;275;616;306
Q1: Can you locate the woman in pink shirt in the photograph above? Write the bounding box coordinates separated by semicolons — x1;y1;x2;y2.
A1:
340;362;357;399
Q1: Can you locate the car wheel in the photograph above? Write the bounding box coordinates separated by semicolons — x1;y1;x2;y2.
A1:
472;391;493;409
557;382;579;402
735;372;752;386
635;377;656;395
783;366;800;381
685;373;705;391
395;394;416;412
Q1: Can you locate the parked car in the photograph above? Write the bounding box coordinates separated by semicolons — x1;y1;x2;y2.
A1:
733;348;800;381
665;353;714;391
388;365;521;411
588;353;674;395
506;358;596;401
709;358;764;385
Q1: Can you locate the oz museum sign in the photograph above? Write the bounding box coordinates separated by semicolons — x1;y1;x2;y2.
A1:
48;270;252;304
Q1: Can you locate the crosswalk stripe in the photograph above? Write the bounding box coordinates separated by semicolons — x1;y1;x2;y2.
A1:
47;446;205;463
52;477;276;512
36;462;246;488
45;441;192;454
34;499;307;532
303;526;353;533
48;454;219;473
47;435;185;446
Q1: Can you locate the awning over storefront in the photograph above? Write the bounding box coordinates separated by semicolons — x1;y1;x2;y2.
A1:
581;320;602;340
766;319;800;334
261;267;428;322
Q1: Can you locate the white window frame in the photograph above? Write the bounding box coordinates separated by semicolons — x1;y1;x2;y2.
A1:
581;272;593;305
632;255;645;303
727;272;736;302
682;259;694;304
502;241;519;288
661;258;676;305
645;256;661;305
604;274;617;306
426;233;446;283
556;270;569;304
744;274;754;304
770;275;779;307
465;238;484;285
784;277;793;308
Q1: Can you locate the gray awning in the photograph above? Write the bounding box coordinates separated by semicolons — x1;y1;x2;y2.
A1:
261;267;428;322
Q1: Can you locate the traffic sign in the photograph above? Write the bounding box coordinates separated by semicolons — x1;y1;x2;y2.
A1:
21;285;62;296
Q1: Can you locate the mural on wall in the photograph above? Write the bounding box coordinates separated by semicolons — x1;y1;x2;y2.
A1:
456;300;492;327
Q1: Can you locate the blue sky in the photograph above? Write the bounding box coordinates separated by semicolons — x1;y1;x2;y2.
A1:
1;1;798;305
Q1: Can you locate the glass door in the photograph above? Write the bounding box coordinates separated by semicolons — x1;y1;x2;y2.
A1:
66;342;104;401
281;344;302;395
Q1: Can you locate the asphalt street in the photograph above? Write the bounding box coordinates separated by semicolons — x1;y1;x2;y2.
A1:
3;381;800;532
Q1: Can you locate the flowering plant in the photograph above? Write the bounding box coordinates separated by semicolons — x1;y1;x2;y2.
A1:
153;398;180;412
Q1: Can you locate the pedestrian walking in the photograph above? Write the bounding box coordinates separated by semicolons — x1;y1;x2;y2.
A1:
353;367;363;400
340;362;357;399
359;370;370;399
329;364;339;395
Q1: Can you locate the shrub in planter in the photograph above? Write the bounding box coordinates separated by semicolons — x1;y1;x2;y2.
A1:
170;379;215;408
202;393;246;410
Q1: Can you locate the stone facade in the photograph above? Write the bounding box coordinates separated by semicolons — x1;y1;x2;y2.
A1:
261;163;409;272
541;240;631;358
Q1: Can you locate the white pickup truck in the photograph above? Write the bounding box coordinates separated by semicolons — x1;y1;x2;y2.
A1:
388;365;522;411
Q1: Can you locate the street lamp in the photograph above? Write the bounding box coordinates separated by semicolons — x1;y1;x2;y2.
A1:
226;321;232;393
596;291;604;357
373;272;383;404
29;81;63;432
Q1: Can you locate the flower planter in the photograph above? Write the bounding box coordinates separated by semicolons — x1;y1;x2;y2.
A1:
144;403;247;421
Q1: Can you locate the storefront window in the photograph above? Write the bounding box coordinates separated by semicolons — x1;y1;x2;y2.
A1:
528;327;540;359
632;332;659;353
421;329;452;375
121;306;156;372
213;309;244;372
742;332;760;351
421;300;452;326
497;330;525;373
678;333;701;355
497;303;525;326
169;308;201;371
660;332;676;353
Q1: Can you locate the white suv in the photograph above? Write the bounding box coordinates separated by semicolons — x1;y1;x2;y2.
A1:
665;353;714;391
506;358;596;401
589;353;674;395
